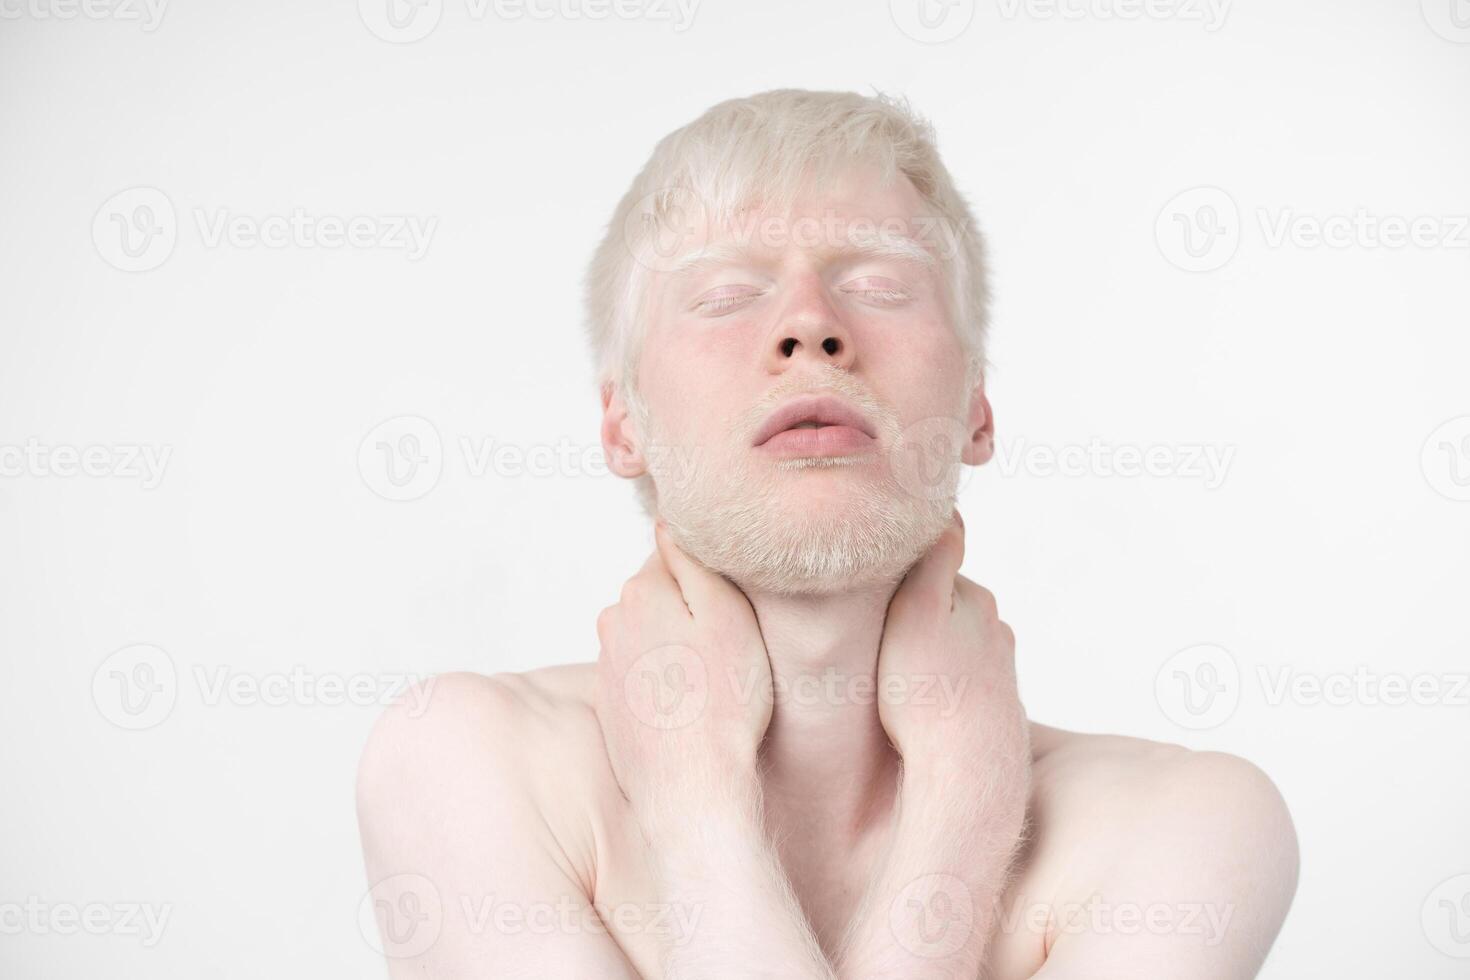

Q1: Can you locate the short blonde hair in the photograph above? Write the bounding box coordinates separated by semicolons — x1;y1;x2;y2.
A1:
583;88;991;394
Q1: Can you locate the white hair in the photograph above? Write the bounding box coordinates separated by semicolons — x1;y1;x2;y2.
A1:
582;88;992;396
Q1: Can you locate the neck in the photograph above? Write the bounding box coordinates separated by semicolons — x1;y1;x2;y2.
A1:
745;579;903;838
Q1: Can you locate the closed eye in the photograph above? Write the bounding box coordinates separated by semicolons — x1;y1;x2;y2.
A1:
691;285;765;316
840;276;912;307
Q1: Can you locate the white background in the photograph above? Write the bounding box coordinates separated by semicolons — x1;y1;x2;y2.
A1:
1;0;1467;976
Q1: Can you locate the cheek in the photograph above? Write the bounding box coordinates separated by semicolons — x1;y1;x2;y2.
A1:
866;322;970;417
640;357;735;450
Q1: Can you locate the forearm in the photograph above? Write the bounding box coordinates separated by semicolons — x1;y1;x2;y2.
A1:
640;769;835;980
833;757;1028;980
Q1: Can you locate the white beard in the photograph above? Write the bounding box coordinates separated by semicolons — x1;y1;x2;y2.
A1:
635;365;963;596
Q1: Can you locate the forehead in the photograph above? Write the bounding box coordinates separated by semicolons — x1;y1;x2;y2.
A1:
659;169;944;274
721;166;928;241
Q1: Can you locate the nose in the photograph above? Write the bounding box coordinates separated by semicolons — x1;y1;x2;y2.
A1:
764;276;855;373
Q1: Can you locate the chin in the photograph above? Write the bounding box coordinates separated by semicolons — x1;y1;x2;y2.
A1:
654;455;956;597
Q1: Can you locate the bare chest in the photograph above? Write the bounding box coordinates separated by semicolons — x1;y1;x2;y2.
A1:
588;800;1059;980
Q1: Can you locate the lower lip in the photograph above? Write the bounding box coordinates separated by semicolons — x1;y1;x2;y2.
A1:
756;425;877;459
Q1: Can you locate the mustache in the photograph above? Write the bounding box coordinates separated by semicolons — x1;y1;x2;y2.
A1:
734;364;900;444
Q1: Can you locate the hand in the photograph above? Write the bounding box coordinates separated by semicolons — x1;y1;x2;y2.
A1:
594;522;774;819
876;513;1029;784
835;515;1030;979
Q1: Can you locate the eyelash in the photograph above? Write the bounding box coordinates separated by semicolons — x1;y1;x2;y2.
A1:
694;292;760;314
846;286;909;305
693;284;910;314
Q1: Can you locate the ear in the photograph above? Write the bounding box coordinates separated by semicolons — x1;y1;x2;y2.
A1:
961;378;995;466
600;382;647;479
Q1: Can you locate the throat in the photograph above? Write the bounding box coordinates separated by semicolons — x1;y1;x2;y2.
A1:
737;582;908;957
760;748;901;960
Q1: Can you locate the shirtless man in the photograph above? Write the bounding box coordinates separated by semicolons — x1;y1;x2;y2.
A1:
356;89;1299;979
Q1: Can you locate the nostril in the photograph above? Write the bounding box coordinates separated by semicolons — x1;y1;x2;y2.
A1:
780;337;798;357
822;337;841;356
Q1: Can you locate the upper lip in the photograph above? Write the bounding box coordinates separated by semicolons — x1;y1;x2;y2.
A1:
752;394;877;447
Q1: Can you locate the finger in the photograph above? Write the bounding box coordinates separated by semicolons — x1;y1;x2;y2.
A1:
654;521;744;619
896;510;966;606
954;575;997;619
621;546;689;619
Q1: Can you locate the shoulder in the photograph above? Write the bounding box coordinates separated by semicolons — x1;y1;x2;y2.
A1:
355;664;615;885
1020;724;1299;972
1030;723;1297;859
356;664;603;791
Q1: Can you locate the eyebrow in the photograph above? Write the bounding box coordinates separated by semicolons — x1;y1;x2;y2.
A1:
840;228;938;269
665;228;938;279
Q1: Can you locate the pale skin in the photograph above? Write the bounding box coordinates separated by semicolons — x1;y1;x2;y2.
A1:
356;169;1299;979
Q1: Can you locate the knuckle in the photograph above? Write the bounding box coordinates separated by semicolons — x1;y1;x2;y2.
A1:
619;576;647;605
956;577;998;617
595;604;618;638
